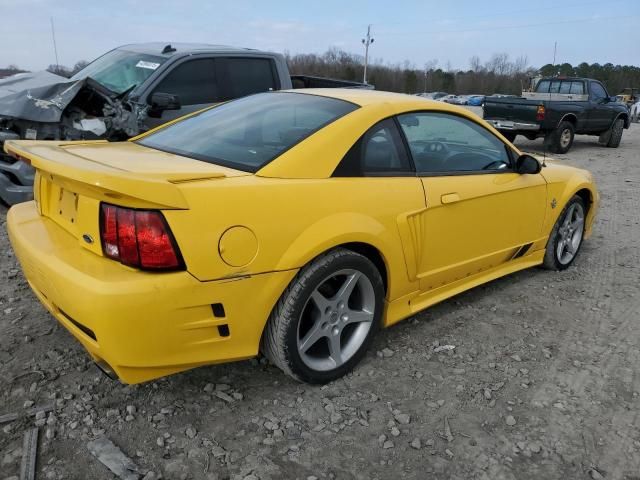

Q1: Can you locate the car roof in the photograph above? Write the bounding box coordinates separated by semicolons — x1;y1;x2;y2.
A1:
281;88;470;112
115;42;271;58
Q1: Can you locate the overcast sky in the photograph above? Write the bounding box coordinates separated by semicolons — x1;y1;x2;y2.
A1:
1;0;638;71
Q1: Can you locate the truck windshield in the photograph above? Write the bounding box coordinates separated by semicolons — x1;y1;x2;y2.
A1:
70;49;167;94
137;92;358;172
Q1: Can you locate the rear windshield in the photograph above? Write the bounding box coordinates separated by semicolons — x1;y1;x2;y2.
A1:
536;79;585;95
137;92;358;172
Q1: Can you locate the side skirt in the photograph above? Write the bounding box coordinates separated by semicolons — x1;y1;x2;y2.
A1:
383;249;544;327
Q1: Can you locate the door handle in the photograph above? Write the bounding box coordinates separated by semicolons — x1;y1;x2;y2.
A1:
441;193;460;204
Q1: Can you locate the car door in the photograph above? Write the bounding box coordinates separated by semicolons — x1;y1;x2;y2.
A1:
396;111;547;292
587;81;616;131
332;117;428;300
144;57;221;129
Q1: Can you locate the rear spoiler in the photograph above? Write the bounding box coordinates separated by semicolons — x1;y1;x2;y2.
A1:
4;140;193;209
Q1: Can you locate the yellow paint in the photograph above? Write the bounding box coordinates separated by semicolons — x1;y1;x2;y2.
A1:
5;89;599;383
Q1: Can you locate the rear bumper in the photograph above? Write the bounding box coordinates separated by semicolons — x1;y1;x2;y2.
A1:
7;201;297;383
486;119;541;131
0;157;34;205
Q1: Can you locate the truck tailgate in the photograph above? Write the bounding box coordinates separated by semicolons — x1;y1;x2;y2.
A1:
483;97;540;123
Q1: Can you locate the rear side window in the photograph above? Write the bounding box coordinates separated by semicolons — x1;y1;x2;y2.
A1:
333;119;412;176
138;92;358;172
219;58;278;100
152;59;219;106
569;81;584;94
536;80;551;92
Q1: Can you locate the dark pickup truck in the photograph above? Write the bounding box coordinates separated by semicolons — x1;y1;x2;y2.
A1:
483;77;630;154
0;43;369;205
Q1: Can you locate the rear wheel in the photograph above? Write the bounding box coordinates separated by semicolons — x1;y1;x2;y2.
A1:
548;121;575;154
606;118;624;148
261;248;384;383
542;195;586;271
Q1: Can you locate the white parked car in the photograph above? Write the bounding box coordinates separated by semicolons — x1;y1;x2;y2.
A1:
632;101;640;123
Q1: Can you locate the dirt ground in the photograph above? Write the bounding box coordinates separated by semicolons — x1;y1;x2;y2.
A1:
1;118;639;480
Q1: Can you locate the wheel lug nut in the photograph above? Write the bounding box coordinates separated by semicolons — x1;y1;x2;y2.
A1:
332;327;339;336
341;314;348;322
338;302;344;309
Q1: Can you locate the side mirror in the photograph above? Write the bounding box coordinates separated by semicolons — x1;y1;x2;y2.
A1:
609;96;618;103
150;92;181;111
515;154;542;174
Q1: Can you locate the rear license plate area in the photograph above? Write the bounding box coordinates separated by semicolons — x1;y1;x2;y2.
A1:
52;186;79;228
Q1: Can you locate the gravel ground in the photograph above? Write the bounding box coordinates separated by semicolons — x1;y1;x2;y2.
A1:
1;120;639;480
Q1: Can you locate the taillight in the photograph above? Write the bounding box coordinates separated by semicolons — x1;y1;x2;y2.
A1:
100;203;183;271
536;105;546;121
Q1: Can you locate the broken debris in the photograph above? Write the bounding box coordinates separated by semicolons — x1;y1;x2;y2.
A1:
20;427;38;480
87;436;141;480
434;345;456;353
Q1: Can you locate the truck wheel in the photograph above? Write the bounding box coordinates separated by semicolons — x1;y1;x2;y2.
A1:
501;131;516;143
606;118;624;148
549;121;574;154
261;248;384;384
542;195;585;271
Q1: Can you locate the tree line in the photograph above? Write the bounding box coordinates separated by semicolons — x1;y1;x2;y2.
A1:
286;49;640;95
2;50;639;96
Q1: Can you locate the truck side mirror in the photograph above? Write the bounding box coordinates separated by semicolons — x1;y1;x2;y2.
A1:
150;92;181;112
515;154;542;174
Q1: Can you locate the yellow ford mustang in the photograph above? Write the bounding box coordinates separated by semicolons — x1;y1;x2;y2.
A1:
6;89;598;384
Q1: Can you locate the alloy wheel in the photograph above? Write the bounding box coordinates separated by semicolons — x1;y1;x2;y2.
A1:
297;269;375;371
556;202;585;265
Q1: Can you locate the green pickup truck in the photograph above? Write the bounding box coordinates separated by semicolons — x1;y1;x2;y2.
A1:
483;77;630;154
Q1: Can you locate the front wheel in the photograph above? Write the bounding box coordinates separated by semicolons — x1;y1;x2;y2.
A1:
261;248;384;383
542;195;586;271
606;118;624;148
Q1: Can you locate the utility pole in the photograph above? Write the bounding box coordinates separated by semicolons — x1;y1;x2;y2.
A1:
552;41;557;74
50;17;60;71
424;66;428;93
361;25;374;85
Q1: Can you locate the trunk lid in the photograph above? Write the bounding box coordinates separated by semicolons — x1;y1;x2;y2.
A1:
5;139;249;244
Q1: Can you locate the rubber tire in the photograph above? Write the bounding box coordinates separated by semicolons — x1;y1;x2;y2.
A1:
542;195;586;271
501;131;516;143
261;248;384;384
548;121;575;154
606;118;624;148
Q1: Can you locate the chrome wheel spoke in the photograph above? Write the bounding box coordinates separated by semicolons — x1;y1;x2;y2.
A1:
310;290;330;312
343;309;374;325
299;322;326;353
562;205;574;228
334;272;361;303
328;333;343;367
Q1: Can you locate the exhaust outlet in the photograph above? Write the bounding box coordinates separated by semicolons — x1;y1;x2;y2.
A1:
94;360;117;380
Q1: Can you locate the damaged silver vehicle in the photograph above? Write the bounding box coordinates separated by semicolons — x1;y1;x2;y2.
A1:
0;42;368;204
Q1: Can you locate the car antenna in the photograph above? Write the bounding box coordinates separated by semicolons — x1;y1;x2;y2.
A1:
162;44;176;54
